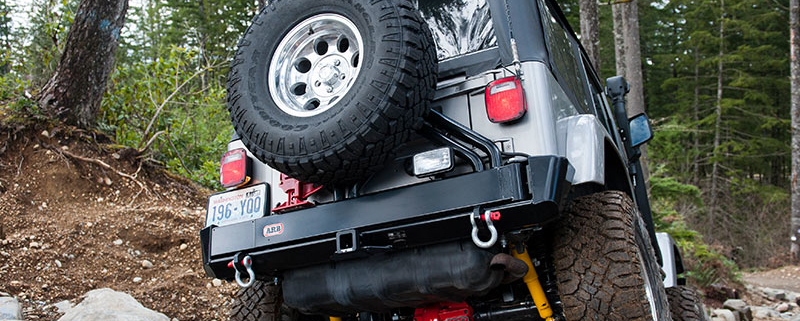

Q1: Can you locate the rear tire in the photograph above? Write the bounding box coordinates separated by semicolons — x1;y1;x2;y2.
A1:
230;280;293;321
666;286;709;321
552;191;671;321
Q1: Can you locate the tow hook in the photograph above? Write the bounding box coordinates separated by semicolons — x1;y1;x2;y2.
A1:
471;209;499;248
228;253;255;288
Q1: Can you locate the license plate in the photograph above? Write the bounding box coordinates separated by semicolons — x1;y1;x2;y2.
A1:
206;184;267;227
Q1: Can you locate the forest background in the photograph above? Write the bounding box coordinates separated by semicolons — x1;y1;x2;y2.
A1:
0;0;792;287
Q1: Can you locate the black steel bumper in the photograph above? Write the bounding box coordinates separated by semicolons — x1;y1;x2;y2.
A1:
201;156;571;280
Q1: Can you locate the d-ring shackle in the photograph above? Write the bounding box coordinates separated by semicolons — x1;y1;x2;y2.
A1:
471;210;498;248
234;255;255;288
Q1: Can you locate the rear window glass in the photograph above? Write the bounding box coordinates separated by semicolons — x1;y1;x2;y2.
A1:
539;0;590;112
416;0;497;60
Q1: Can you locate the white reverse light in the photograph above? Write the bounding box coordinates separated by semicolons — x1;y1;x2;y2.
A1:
413;147;454;177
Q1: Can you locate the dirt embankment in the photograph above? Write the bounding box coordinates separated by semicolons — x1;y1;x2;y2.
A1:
0;126;236;320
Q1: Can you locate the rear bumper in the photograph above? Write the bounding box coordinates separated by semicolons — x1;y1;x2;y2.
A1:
201;156;571;280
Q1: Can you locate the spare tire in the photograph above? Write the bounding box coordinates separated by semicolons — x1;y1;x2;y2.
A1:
227;0;437;184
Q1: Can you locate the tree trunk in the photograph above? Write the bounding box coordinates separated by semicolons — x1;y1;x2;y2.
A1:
620;0;650;186
709;0;725;240
579;0;600;71
612;0;650;187
621;1;644;117
37;0;128;128
790;0;800;260
612;3;625;77
693;47;701;185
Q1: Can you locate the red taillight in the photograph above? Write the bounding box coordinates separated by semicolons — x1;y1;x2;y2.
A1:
485;77;527;123
220;148;251;188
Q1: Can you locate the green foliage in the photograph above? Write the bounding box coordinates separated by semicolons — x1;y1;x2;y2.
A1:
649;172;740;287
100;46;231;189
16;0;77;88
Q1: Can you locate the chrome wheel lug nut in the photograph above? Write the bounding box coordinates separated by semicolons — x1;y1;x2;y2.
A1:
327;87;334;93
334;60;340;66
315;81;321;87
340;74;346;80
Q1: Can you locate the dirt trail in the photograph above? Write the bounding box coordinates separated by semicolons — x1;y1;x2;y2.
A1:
0;127;236;321
743;265;800;293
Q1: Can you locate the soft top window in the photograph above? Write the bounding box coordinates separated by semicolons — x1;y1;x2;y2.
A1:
416;0;497;60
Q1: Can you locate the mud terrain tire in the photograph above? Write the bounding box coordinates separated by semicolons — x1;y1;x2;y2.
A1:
552;191;671;321
230;280;291;321
227;0;437;185
666;286;709;321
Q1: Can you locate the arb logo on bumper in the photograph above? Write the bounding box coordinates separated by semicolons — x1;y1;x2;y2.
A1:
263;223;284;237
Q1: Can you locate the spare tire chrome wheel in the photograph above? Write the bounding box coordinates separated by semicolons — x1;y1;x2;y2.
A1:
227;0;437;185
269;14;364;117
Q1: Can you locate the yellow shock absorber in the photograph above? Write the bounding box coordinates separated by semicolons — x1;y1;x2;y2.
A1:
330;317;342;321
511;244;555;321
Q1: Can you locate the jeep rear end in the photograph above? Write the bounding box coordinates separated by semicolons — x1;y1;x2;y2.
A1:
201;0;679;320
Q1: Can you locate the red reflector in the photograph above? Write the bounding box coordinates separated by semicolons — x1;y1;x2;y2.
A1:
485;77;526;123
220;149;250;188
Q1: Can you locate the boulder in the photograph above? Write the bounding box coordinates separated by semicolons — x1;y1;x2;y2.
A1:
723;299;752;321
762;287;787;301
53;300;73;313
752;306;780;319
57;288;169;321
713;309;739;321
0;297;21;320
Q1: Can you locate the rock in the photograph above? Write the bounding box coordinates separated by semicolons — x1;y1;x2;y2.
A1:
41;130;49;138
55;259;62;268
132;277;143;283
752;306;781;319
104;177;112;186
778;303;791;313
0;297;21;320
711;318;727;321
141;260;153;269
53;300;73;313
57;288;169;321
723;299;752;321
29;241;40;248
762;287;787;301
112;239;123;246
713;309;738;321
179;244;187;251
211;279;222;287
